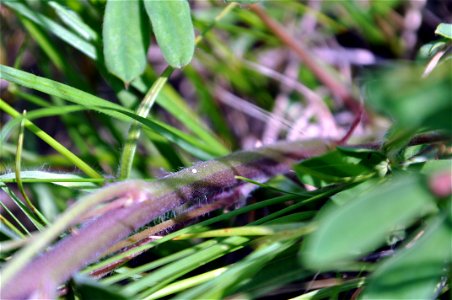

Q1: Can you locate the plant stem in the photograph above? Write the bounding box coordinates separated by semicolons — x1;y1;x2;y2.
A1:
15;111;49;226
249;4;362;143
249;4;359;109
117;2;239;179
118;66;173;179
1;139;331;299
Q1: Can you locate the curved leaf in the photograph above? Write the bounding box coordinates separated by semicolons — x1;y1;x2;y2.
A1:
301;174;438;270
362;215;451;299
144;0;195;68
435;23;452;40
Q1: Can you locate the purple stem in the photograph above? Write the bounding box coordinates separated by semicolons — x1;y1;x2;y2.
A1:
1;139;330;299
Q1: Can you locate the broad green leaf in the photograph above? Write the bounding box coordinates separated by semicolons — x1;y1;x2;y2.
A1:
144;0;195;68
362;215;451;299
435;23;452;39
103;0;149;84
301;174;438;270
366;63;452;134
419;159;452;175
294;148;387;187
418;40;447;59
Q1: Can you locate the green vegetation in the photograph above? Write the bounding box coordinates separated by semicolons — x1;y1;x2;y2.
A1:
1;1;450;299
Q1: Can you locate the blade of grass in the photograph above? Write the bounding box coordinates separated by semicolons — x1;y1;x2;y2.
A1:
126;236;251;297
48;1;98;42
0;105;90;144
144;267;228;300
118;2;238;178
174;223;308;240
8;85;50;107
155;86;229;155
14;111;49;226
0;98;103;179
19;17;65;72
0;66;219;159
4;1;97;59
100;239;220;285
0;214;26;239
177;241;294;300
0;196;30;237
86;189;329;276
118;66;173;179
1;186;42;233
0;171;103;188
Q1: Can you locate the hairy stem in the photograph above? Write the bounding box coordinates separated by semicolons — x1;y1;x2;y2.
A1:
0;139;331;299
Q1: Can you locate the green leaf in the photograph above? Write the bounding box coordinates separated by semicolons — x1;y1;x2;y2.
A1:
225;0;259;3
0;171;99;188
0;65;219;159
125;236;250;297
103;0;149;84
144;0;195;68
362;215;451;299
4;1;96;59
435;23;452;40
418;40;447;59
419;159;452;175
294;148;387;187
179;241;294;299
301;174;438;270
48;1;98;42
366;63;452;134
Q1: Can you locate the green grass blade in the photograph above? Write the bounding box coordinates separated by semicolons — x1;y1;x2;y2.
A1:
156;86;229;155
178;241;294;299
0;192;30;237
0;98;103;179
145;267;227;300
48;1;98;41
0;171;101;188
0;66;218;159
4;1;96;59
1;186;43;233
118;67;172;179
125;236;250;297
14;112;49;226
